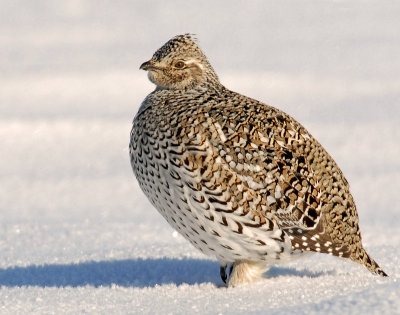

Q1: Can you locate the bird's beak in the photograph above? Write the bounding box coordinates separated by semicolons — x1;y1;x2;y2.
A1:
140;60;154;71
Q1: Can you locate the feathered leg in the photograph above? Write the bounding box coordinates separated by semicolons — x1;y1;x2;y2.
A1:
228;260;269;287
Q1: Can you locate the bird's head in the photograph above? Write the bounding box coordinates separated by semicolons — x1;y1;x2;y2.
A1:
140;34;219;90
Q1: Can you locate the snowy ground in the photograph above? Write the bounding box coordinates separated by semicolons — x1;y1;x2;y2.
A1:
1;1;400;314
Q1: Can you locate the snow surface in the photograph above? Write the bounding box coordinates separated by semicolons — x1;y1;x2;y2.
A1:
1;1;400;314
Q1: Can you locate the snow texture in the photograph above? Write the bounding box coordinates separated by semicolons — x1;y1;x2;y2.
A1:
1;1;399;314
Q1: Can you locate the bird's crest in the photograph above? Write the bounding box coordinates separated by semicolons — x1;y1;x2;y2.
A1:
153;34;199;61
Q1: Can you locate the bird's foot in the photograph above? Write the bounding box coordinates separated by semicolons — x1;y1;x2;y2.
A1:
219;263;234;284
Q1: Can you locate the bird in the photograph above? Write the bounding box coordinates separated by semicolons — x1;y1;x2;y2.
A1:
130;34;387;286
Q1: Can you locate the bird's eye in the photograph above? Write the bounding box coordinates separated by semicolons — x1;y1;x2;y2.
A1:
174;61;185;69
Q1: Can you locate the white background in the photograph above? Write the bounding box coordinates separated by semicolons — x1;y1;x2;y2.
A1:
0;1;399;314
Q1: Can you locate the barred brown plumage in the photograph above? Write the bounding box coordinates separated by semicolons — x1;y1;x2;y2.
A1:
130;34;387;286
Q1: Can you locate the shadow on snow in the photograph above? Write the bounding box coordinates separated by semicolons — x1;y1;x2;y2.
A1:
0;258;328;288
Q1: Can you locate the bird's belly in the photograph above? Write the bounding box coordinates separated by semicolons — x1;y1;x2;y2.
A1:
131;137;301;264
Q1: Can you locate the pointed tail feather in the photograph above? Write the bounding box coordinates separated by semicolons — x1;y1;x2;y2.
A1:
353;248;388;277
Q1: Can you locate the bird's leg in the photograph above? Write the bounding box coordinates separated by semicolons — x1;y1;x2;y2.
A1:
228;260;269;287
220;264;228;283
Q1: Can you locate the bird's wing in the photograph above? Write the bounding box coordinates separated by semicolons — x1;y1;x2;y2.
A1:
201;102;350;256
204;105;322;228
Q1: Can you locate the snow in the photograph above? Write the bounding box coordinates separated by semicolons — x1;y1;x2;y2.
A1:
1;1;400;314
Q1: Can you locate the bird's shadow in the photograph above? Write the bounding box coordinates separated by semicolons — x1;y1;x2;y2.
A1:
266;266;333;278
0;258;330;288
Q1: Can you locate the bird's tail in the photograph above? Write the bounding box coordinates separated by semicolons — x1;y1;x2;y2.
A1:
352;247;388;277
